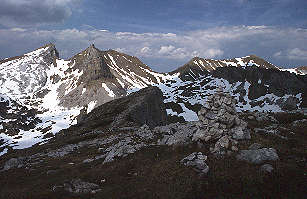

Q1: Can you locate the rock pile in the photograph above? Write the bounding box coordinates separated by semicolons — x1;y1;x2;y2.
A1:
192;87;251;155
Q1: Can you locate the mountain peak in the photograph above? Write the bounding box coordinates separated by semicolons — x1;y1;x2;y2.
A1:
83;44;101;58
32;43;59;59
71;45;114;83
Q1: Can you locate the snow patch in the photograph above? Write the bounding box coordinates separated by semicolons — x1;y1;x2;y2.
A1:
102;83;115;97
82;87;86;94
87;101;97;114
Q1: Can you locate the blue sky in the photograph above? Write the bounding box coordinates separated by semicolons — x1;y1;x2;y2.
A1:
0;0;307;71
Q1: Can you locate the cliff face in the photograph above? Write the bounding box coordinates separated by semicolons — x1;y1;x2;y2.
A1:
77;86;167;130
71;44;114;83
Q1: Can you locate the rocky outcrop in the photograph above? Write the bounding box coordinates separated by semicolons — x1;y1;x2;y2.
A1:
236;148;279;164
180;152;209;174
1;157;28;171
53;179;101;194
260;164;274;173
76;86;167;129
156;122;198;146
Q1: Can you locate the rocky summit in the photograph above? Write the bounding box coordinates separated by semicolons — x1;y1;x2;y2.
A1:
0;44;307;198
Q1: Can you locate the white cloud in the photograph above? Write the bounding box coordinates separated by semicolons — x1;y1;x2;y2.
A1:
206;49;224;58
158;45;176;55
273;51;282;57
9;28;27;32
274;48;307;61
138;47;152;57
287;48;307;60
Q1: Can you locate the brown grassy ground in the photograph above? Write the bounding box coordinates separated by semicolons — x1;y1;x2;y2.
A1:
0;113;306;199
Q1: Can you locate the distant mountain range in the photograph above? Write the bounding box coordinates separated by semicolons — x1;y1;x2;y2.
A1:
0;43;306;155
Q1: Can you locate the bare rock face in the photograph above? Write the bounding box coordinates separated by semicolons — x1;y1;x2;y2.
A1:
76;86;167;129
193;87;251;155
72;44;114;83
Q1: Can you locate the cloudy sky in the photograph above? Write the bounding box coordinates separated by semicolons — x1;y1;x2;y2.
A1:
0;0;307;71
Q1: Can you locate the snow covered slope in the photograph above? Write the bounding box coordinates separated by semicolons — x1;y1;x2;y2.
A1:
0;45;83;154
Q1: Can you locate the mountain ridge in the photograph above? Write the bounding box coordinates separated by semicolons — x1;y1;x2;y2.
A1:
0;43;306;155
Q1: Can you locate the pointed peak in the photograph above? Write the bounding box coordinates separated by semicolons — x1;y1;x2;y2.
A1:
186;57;202;64
247;54;260;59
191;56;201;61
44;43;59;58
85;43;101;53
23;43;59;59
88;43;97;50
46;42;56;47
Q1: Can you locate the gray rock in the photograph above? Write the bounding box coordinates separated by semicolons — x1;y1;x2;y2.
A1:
248;115;255;120
205;112;217;120
192;128;208;142
291;119;307;127
181;152;209;174
260;164;274;173
231;146;239;151
203;103;211;110
63;179;101;194
198;107;207;115
46;144;79;158
82;158;95;163
47;170;58;175
212;135;230;153
249;143;262;150
236;148;279;164
232;127;251;140
1;157;27;171
253;112;278;123
136;124;154;140
103;138;144;163
77;86;167;129
157;122;197;146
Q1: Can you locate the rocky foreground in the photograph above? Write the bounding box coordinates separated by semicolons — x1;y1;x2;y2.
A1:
0;87;306;199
